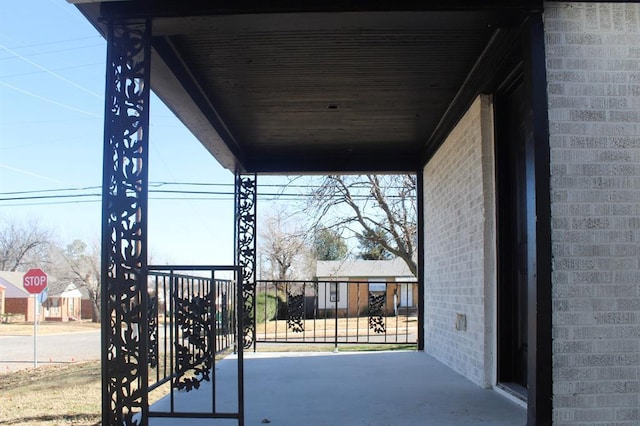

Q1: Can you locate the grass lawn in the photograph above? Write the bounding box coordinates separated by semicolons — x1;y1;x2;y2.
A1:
0;358;193;426
0;361;102;426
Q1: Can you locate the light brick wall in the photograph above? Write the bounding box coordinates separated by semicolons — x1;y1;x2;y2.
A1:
423;96;495;387
545;3;640;424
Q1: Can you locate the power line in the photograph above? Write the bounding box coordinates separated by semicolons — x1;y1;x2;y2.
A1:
0;81;101;117
0;42;101;98
0;35;101;51
0;61;103;79
0;43;104;62
0;191;304;202
0;117;99;126
1;199;100;207
0;180;416;197
0;181;302;196
0;191;409;205
0;179;416;208
0;162;64;185
0;197;234;207
0;193;101;202
0;185;102;196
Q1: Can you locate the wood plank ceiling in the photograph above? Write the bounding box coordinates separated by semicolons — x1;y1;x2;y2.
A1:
75;1;539;174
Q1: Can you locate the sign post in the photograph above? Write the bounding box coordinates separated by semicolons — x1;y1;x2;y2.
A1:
23;269;48;368
33;295;38;367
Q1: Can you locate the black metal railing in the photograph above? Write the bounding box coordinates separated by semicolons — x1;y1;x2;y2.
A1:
253;280;418;348
146;265;244;423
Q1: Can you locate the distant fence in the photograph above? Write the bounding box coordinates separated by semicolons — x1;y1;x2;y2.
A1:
253;280;418;347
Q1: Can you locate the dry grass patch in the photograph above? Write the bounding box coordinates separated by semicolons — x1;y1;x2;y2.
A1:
0;361;102;426
0;349;233;425
254;343;416;352
255;316;418;340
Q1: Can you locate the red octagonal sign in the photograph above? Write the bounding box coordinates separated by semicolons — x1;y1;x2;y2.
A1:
23;268;48;294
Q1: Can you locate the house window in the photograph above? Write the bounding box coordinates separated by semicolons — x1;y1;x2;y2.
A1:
368;281;386;293
330;282;340;302
48;298;60;316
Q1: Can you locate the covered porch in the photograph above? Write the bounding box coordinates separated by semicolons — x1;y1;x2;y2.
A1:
72;1;550;424
149;350;525;426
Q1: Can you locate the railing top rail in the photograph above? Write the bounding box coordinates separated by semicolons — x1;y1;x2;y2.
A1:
148;271;236;283
255;279;418;284
148;264;241;272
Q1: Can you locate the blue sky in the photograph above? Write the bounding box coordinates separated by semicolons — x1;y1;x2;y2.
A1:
0;0;244;266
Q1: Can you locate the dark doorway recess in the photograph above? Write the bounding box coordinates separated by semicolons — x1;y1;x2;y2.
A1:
495;73;529;400
493;16;552;425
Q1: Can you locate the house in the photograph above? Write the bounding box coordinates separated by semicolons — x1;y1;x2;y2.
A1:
42;281;83;322
0;271;82;322
75;2;640;424
0;283;5;317
78;287;98;321
0;271;43;322
315;259;417;317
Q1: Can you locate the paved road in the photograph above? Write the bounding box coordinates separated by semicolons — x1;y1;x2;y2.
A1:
0;330;100;374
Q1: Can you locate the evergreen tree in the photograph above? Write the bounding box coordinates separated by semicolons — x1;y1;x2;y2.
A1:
313;227;348;261
357;228;391;260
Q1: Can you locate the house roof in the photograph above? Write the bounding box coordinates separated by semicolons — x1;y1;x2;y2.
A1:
316;258;415;280
46;281;83;298
73;1;538;174
0;271;80;298
0;272;29;298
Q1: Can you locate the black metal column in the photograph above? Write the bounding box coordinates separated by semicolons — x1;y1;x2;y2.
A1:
234;172;257;351
522;13;552;426
416;169;425;351
101;18;152;426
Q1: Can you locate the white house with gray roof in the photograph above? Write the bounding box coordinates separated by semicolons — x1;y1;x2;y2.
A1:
316;259;417;317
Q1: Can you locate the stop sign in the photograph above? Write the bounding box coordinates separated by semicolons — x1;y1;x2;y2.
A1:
23;269;48;294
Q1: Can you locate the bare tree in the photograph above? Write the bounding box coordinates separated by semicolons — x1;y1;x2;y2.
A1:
307;174;417;276
55;239;101;322
0;216;52;271
259;211;311;281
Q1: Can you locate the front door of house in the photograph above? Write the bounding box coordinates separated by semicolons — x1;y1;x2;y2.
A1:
399;283;413;307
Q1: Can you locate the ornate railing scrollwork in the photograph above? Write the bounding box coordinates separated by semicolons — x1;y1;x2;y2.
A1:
173;287;212;391
235;173;257;349
242;284;255;348
101;18;152;426
287;291;305;333
368;292;386;333
147;294;158;369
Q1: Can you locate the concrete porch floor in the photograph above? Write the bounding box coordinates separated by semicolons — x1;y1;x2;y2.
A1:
149;350;526;426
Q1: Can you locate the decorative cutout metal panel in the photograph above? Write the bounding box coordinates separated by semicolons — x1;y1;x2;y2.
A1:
368;292;386;333
148;294;158;369
101;19;151;426
287;291;305;333
173;278;212;391
235;173;257;349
